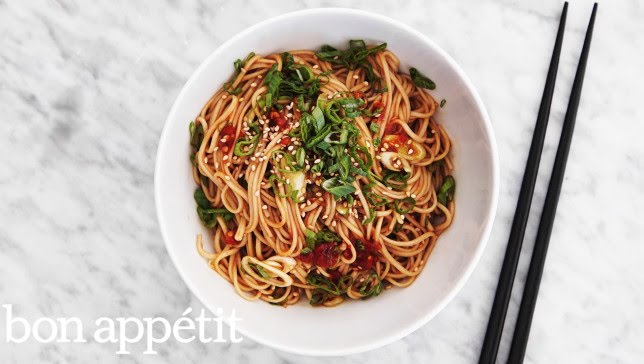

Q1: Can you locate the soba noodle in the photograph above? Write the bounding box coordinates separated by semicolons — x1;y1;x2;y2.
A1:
190;41;455;307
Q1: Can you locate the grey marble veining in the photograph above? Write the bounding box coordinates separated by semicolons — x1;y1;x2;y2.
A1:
1;0;643;363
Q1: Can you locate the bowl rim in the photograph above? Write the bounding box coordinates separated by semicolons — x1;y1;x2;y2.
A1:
154;7;499;356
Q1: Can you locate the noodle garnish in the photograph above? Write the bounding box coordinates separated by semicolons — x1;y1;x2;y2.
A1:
191;40;456;307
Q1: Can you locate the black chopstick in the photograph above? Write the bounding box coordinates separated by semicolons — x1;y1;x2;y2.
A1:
478;3;568;364
506;4;597;362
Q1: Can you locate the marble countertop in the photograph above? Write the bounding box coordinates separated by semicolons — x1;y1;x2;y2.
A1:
2;0;643;362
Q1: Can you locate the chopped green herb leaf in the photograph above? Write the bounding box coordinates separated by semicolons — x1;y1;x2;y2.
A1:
409;67;436;90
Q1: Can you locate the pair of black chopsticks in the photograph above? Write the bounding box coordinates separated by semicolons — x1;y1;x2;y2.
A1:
478;2;597;363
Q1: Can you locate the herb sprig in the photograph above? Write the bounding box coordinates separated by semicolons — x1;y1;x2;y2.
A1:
316;40;389;93
194;188;233;228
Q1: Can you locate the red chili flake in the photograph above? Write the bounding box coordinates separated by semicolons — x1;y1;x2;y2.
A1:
279;136;291;146
382;122;410;150
218;124;237;150
269;109;289;129
352;239;381;270
298;250;314;265
223;230;237;245
313;242;340;268
297;242;340;269
384;122;402;135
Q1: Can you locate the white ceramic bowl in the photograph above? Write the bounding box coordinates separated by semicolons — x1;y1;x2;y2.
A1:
155;8;498;356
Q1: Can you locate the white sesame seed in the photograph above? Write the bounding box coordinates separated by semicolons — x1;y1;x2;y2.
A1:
213;146;219;151
287;145;294;151
312;64;319;69
255;190;260;197
313;159;321;164
262;204;268;210
251;165;256;171
408;149;414;155
352;75;359;80
225;175;231;180
251;82;257;87
222;155;229;160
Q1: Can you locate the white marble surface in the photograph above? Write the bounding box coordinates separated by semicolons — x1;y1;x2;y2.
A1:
1;0;643;362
